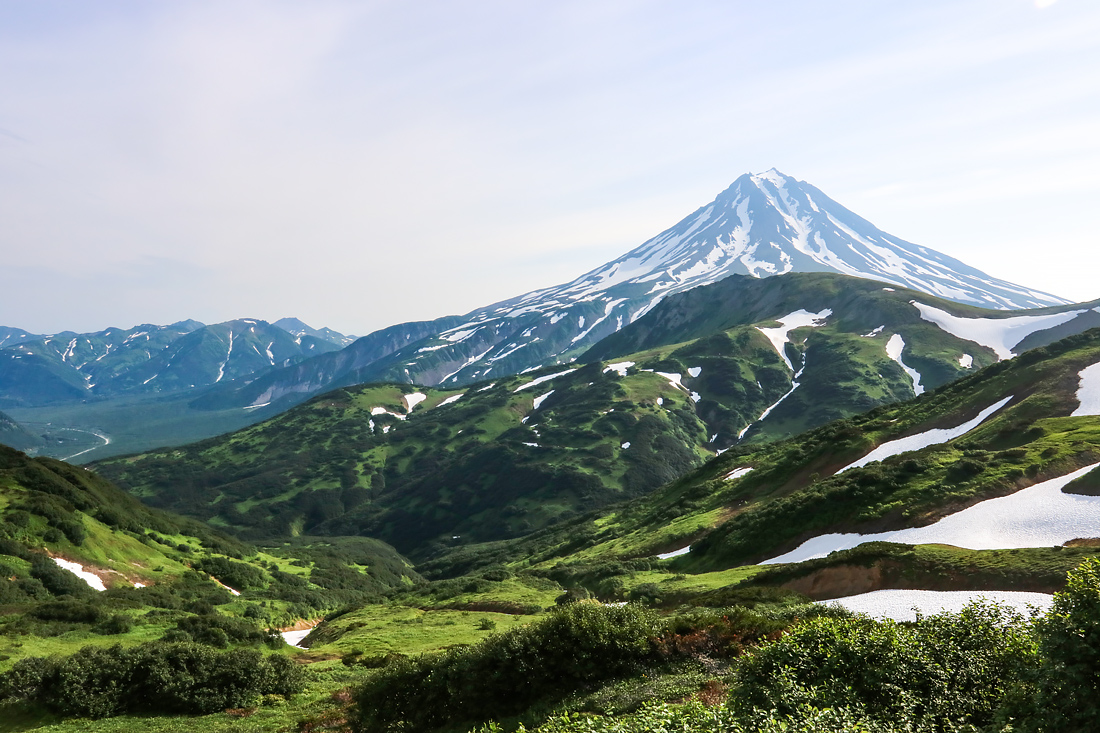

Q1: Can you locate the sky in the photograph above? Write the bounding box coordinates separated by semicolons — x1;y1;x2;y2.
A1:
2;0;1099;336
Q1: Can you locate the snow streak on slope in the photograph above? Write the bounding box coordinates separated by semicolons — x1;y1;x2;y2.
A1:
885;334;924;396
764;462;1100;565
839;396;1013;473
912;302;1087;360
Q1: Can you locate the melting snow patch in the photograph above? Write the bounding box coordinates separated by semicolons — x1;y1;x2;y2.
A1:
51;558;106;591
724;467;753;481
515;369;574;392
912;302;1087;360
657;546;691;560
603;361;635;377
533;390;554;410
861;326;885;338
886;334;924;396
839;396;1013;473
757;309;832;371
477;383;496;392
281;629;312;649
522;442;539;448
404;392;427;413
959;354;974;369
621;441;631;449
820;590;1053;623
370;406;405;421
763;462;1100;565
1072;362;1100;416
436;394;465;408
690;392;702;403
687;367;702;378
656;397;664;406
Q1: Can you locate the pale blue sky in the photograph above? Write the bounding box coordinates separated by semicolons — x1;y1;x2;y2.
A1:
2;0;1098;334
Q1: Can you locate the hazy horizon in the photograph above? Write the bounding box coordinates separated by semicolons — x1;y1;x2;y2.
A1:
3;0;1098;335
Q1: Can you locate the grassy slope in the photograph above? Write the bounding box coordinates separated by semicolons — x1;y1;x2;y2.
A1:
411;328;1100;581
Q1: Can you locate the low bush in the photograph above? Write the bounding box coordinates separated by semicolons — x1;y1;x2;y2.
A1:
0;641;302;718
351;603;665;732
729;601;1037;730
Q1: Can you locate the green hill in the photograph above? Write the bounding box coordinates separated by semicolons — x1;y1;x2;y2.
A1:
94;274;1100;559
421;327;1100;586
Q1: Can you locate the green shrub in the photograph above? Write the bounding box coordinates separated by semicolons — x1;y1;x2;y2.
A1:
167;613;281;648
1012;557;1100;731
351;603;665;732
729;601;1036;730
0;641;303;719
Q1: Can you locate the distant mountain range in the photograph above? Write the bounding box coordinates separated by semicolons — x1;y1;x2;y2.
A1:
206;170;1072;411
2;170;1088;462
0;318;355;408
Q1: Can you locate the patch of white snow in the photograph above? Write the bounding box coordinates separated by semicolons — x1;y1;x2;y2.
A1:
820;589;1053;623
839;395;1012;473
912;302;1086;360
757;309;832;371
763;462;1100;565
1072;362;1100;416
886;334;924;396
51;558;106;591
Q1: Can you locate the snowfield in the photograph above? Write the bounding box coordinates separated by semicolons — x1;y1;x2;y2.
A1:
51;558;106;591
819;589;1053;622
403;392;427;412
1072;362;1100;416
839;396;1013;473
912;301;1087;360
657;546;692;560
763;462;1100;565
281;629;312;649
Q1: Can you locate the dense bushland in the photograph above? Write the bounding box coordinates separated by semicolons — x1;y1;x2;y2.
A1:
0;641;303;718
465;559;1100;733
350;601;847;733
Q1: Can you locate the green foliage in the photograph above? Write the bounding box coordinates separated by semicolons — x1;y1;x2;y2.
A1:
166;613;281;648
729;601;1037;730
1011;557;1100;731
350;603;666;732
477;700;955;733
195;556;268;591
0;641;303;718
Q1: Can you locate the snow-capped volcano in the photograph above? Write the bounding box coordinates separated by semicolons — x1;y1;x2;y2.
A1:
538;168;1066;314
383;169;1067;385
225;170;1072;402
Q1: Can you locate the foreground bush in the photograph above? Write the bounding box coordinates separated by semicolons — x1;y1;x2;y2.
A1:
351;603;665;733
1007;557;1100;731
729;601;1037;730
474;700;957;733
0;641;303;718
